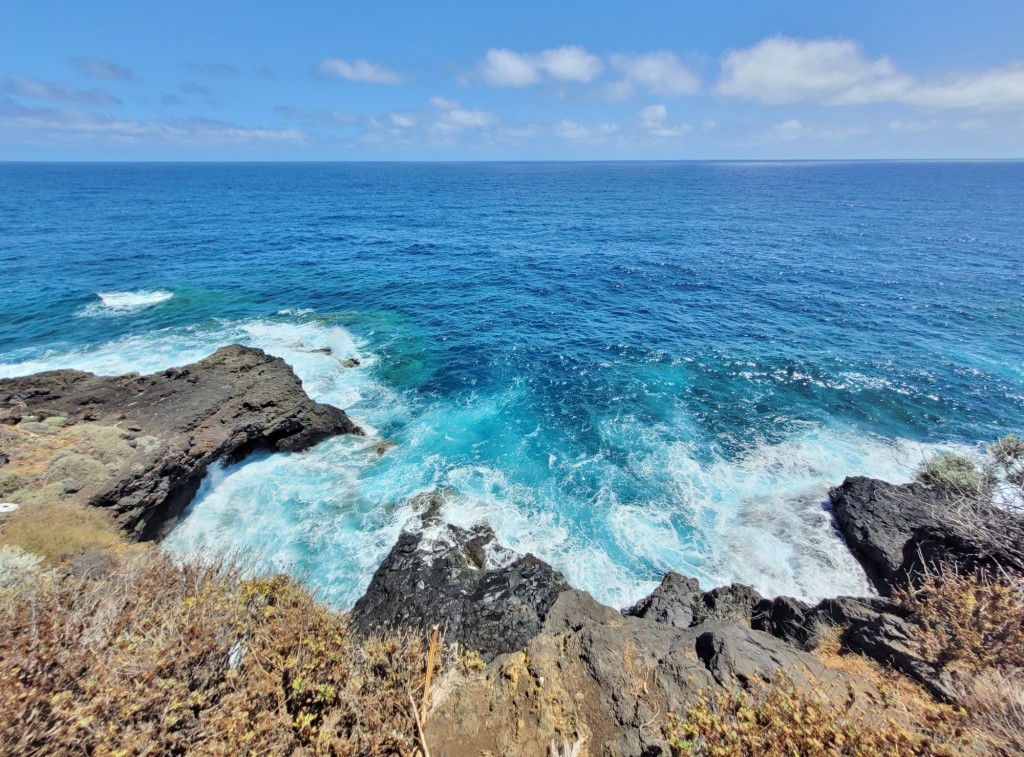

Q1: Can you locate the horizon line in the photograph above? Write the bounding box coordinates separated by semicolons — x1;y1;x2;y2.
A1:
2;157;1023;165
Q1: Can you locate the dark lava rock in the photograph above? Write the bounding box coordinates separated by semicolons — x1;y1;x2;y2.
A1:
695;623;831;687
752;594;904;650
624;571;702;628
844;612;957;701
830;476;1024;593
0;345;361;538
830;476;946;592
625;574;764;628
426;576;865;757
351;518;569;660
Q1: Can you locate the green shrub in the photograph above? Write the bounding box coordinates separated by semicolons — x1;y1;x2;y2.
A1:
915;453;989;498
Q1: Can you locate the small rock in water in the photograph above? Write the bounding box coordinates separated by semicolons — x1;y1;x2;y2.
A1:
374;439;397;456
341;358;361;368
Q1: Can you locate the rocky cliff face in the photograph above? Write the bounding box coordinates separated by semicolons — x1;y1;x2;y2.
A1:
355;499;883;756
0;345;361;538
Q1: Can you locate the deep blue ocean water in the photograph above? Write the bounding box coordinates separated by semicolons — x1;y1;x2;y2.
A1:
2;161;1022;607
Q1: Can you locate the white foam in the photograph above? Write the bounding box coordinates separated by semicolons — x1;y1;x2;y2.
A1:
80;290;174;316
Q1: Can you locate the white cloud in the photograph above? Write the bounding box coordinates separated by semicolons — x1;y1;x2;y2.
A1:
905;65;1024;109
320;58;402;84
762;118;869;143
73;57;134;81
480;49;540;87
3;75;120;106
389;112;416;128
429;96;498;133
717;36;1024;110
274;107;357;128
889;119;936;133
637;104;692;137
479;46;602;87
640;104;667;127
608;52;701;100
717;37;909;105
535;46;603;82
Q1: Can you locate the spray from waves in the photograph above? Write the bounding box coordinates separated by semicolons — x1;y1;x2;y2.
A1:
79;290;175;316
328;326;359;361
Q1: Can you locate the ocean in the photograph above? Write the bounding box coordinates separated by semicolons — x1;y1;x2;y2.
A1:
1;161;1022;608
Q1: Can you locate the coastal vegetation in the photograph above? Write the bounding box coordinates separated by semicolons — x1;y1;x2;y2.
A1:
0;543;443;756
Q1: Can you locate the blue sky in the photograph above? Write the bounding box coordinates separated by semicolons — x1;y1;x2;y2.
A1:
2;0;1023;160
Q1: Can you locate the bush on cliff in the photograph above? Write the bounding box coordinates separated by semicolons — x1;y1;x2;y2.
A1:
915;452;990;499
896;564;1024;672
0;549;441;756
662;674;961;757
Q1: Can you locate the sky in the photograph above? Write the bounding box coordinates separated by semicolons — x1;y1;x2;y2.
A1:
1;0;1023;160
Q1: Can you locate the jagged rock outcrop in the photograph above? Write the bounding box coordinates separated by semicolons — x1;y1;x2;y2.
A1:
351;511;569;660
0;345;361;538
426;581;869;757
830;475;1024;593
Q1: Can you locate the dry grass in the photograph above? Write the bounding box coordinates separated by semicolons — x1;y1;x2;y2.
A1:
0;501;128;566
812;626;963;735
662;673;961;757
0;548;443;756
895;565;1024;671
957;668;1024;756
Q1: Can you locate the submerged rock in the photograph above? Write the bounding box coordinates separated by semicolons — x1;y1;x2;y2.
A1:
0;345;361;538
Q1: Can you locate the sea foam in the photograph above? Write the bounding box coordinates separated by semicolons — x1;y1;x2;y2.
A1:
79;290;174;316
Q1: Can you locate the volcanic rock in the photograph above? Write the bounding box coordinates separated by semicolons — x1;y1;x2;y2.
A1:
0;345;361;538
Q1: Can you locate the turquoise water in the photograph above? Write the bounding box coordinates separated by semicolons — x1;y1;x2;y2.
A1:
1;162;1022;607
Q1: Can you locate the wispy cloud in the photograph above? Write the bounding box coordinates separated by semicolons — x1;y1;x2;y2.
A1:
73;57;134;81
607;52;701;100
553;119;618;142
0;98;305;145
320;58;403;84
717;36;1024;110
187;62;240;76
428;96;498;133
179;81;211;96
477;46;603;87
3;75;120;106
639;104;692;137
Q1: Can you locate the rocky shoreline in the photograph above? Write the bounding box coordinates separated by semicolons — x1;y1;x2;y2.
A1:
2;347;1021;756
0;345;362;539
